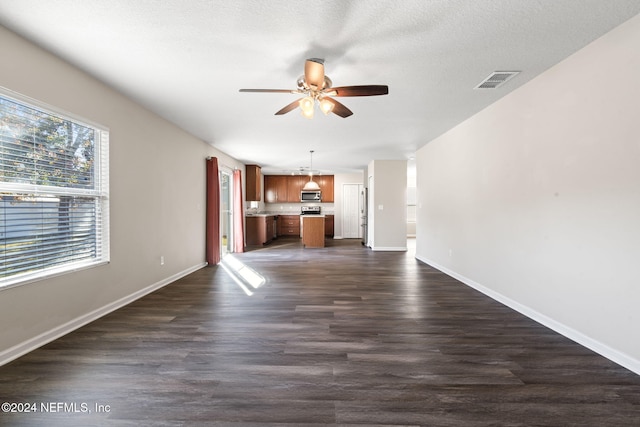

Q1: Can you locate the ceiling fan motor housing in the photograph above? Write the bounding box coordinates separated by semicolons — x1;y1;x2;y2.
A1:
297;75;332;91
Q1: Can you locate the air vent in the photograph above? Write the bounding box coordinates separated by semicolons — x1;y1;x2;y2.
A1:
474;71;520;89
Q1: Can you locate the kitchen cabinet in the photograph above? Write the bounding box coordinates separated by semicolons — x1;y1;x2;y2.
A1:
264;175;334;203
278;215;300;237
324;214;334;237
302;216;325;248
264;175;288;203
245;165;261;201
287;175;307;202
316;175;334;202
245;215;277;245
270;216;277;241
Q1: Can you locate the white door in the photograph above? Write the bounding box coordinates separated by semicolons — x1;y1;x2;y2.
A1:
342;184;362;238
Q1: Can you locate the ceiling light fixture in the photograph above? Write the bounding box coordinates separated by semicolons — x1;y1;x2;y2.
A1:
299;95;335;118
319;98;334;115
302;150;321;191
299;96;315;119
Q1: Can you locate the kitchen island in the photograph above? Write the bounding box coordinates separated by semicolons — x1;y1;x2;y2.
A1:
301;215;325;248
245;208;332;247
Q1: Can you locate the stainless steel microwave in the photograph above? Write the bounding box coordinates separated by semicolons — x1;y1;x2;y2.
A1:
301;191;321;202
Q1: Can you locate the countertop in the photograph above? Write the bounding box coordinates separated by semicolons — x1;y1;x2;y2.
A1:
245;212;333;217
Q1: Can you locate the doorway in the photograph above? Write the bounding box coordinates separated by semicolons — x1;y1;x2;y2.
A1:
220;169;233;257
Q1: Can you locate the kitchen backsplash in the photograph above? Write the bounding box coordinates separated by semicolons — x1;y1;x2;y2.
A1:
247;202;335;214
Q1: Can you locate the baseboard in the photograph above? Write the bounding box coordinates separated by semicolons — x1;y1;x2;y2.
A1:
415;254;640;376
372;246;407;252
0;262;207;367
333;236;366;240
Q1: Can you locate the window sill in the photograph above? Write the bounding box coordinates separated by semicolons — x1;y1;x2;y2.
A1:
0;260;110;292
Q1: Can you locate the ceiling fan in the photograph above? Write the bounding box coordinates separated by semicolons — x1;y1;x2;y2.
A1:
239;58;389;118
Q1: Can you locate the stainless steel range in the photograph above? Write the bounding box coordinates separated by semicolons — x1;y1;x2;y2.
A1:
301;205;321;215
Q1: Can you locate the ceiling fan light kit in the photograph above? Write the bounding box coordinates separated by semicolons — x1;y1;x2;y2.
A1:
319;98;334;115
299;96;315;119
240;58;388;118
299;95;335;119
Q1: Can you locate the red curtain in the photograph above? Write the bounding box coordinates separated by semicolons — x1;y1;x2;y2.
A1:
233;169;245;253
206;157;221;265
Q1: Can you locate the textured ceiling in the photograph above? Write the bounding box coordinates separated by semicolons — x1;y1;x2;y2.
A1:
1;1;639;174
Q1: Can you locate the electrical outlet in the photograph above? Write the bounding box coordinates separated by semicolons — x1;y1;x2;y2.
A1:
160;256;165;266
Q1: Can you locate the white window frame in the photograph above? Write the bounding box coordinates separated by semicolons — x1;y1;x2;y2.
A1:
0;87;109;290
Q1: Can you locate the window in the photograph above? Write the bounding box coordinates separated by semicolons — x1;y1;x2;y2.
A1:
0;88;109;289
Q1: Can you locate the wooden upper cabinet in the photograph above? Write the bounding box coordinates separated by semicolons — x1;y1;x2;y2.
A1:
264;174;334;203
317;175;334;202
264;175;288;203
264;175;276;203
287;175;307;202
275;176;288;202
245;165;261;201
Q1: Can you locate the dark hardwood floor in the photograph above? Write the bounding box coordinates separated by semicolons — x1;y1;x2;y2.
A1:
1;238;639;426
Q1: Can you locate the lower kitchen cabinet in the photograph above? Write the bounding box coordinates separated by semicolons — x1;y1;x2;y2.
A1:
302;216;325;248
278;215;300;237
325;214;334;237
245;216;277;245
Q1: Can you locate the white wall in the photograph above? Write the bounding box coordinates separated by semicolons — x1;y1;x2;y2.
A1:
415;13;640;373
368;160;407;251
0;26;244;364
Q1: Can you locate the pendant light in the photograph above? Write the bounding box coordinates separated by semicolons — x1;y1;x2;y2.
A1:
302;150;321;191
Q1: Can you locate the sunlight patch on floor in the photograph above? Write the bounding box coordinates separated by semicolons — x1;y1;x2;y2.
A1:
220;254;266;296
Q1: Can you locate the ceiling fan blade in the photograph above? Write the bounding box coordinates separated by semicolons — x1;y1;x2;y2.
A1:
304;58;325;90
239;89;297;93
275;98;303;115
329;85;389;97
323;98;353;118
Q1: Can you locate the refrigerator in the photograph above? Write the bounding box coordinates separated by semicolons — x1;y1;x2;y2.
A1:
361;188;368;247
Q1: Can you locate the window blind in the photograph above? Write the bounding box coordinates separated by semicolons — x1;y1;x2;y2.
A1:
0;89;109;288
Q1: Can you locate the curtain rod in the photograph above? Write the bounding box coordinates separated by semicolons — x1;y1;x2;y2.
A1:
206;157;239;171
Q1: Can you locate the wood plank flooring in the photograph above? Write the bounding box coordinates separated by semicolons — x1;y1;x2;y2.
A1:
1;238;639;426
